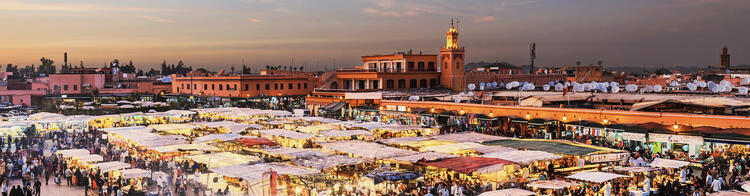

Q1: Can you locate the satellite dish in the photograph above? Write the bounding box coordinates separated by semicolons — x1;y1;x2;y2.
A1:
653;85;662;92
582;83;592;91
492;82;498;87
670;81;679;87
480;82;486;88
645;85;653;92
573;83;584;92
720;80;731;87
506;83;513;89
687;83;697;91
555;83;564;91
598;85;608;93
742;78;750;85
408;96;420;101
453;97;461;103
625;84;638;92
611;85;620;93
610;82;619;87
601;82;610;88
479;85;485;91
543;84;550;91
498;82;504;88
739;87;748;95
459;92;465;96
697;81;707;88
548;81;555;86
721;84;732;92
467;91;474;96
525;83;535;91
468;83;476;91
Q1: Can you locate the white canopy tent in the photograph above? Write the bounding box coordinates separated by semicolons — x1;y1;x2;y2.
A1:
320;141;417;159
256;129;315;140
566;171;629;183
388;151;456;163
193;133;244;144
261;147;326;159
120;168;152;179
478;188;537;196
74;154;104;163
57;149;91;158
321;129;373;137
186;152;260;168
151;143;218;153
430;132;510;143
294;155;367;170
482;150;562;165
91;161;131;172
649;158;691;168
526;180;579;190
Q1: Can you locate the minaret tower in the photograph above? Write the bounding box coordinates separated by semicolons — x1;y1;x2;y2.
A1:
720;46;731;70
440;19;466;91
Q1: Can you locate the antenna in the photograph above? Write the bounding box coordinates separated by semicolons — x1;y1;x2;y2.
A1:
530;42;536;74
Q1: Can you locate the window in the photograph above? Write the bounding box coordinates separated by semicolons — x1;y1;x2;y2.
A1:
265;84;270;90
304;83;308;89
428;62;435;70
430;79;438;87
219;85;222;90
233;84;237;90
398;79;406;88
193;84;196;89
181;84;184;89
386;79;394;89
409;79;417;88
256;84;260;90
64;85;69;91
418;62;425;70
245;84;249;91
298;83;301;89
176;87;180;92
396;62;402;72
456;62;460;70
212;84;215;90
420;79;427;88
280;83;283;89
444;62;448;69
204;84;208;90
408;62;415;70
54;85;60;91
73;85;78;90
288;83;293;89
275;83;278;89
226;84;230;90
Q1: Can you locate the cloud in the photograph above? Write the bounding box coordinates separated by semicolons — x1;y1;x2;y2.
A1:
273;7;289;13
139;16;176;24
473;16;496;22
360;0;452;17
0;1;171;12
249;18;263;23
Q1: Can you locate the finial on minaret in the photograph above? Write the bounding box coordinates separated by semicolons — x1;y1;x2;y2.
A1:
451;18;454;27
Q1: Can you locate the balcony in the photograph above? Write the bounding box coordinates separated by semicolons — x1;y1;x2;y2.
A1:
335;68;438;73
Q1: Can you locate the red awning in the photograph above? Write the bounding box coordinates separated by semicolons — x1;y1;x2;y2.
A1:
420;156;513;174
236;138;276;147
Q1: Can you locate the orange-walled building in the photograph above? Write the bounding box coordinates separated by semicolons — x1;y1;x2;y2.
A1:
171;72;317;98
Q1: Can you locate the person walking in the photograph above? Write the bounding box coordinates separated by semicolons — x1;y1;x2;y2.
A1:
33;180;40;196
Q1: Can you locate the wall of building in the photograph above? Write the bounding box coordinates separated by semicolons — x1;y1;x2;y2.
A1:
465;73;567;86
172;75;317;97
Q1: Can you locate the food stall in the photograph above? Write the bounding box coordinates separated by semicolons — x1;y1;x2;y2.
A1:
185;152;260;168
253;129;315;148
478;188;536;196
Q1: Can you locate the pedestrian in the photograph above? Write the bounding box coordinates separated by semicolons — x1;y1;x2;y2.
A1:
33;180;40;196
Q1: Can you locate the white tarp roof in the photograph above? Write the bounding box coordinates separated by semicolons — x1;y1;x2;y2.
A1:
295;124;340;134
421;142;485;154
120;168;152;179
186;152;260;168
75;154;103;162
469;145;517;154
430;132;510;143
261;147;326;158
193;133;245;144
478;188;536;196
149;124;198;132
483;150;563;165
151;143;218;153
256;129;315;139
320;141;417;159
193;121;251;133
211;163;319;183
526;180;579;190
57;149;91;157
289;116;342;124
102;126;187;147
378;136;429;144
91;161;131;172
566;171;628;183
294;155;367;170
321;129;373;137
389;151;456;163
649;158;691;168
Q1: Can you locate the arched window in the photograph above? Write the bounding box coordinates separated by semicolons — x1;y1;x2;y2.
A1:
398;79;406;88
419;79;427;88
386;79;394;89
409;79;417;88
330;82;339;89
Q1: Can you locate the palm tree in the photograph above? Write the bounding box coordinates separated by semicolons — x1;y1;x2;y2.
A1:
597;60;603;66
265;65;270;70
575;61;581;66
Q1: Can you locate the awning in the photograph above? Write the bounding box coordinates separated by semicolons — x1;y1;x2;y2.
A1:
320;101;345;111
421;156;514;174
120;168;152;179
566;171;628;183
614;166;656;173
478;188;536;196
91;161;131;172
186;152;260;168
236;137;276;147
527;180;579;190
482;150;562;165
649;158;691;168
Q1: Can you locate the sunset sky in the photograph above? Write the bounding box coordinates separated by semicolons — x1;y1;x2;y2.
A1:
0;0;748;71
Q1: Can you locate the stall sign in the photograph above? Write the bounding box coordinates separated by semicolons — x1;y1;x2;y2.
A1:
621;132;646;142
397;106;407;112
589;152;629;163
648;133;671;143
668;135;704;145
385;105;398;111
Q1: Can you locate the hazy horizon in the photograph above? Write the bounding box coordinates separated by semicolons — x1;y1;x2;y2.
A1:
1;0;748;72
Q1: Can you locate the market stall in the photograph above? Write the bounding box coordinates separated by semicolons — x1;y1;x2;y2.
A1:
649;158;691;169
482;150;563;165
478;188;536;196
320;141;417;159
565;171;628;183
186;152;260;168
91;161;131;172
193;133;244;144
253;129;316;148
388;151;456;163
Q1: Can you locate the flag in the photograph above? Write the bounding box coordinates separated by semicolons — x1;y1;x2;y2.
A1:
562;84;570;96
